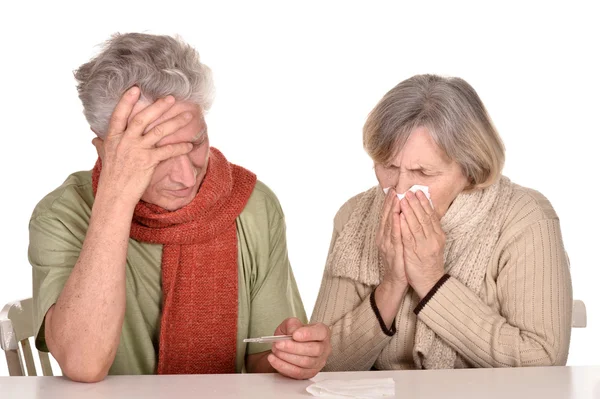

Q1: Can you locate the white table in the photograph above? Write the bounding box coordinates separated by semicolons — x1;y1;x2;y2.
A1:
1;366;599;398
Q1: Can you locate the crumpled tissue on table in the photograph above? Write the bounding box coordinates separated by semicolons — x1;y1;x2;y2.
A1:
383;185;433;208
306;377;395;399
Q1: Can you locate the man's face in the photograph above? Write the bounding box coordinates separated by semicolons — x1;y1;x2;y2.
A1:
128;100;210;211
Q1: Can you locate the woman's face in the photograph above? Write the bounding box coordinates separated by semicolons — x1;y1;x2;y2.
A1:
374;126;469;217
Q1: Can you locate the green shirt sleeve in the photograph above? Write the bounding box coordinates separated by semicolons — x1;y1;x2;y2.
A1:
245;213;307;355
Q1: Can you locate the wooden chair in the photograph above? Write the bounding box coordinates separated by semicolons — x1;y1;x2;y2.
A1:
0;298;53;376
572;299;587;328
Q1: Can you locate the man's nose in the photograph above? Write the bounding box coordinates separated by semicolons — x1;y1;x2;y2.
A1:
169;155;197;187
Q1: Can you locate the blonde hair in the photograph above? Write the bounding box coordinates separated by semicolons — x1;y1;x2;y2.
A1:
74;32;215;137
363;74;505;189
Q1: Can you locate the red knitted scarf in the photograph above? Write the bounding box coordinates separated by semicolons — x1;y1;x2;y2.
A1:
92;147;257;374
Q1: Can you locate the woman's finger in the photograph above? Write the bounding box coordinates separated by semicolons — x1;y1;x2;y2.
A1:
418;191;444;236
390;197;402;246
405;191;433;238
400;213;415;250
416;190;434;215
400;194;426;242
377;188;396;244
384;200;394;246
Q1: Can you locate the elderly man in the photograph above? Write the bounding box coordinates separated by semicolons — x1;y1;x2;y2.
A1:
29;32;330;382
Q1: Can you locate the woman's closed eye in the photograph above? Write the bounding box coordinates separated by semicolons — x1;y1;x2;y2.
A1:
408;168;436;177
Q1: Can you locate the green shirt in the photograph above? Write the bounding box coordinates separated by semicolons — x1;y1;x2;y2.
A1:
29;171;307;374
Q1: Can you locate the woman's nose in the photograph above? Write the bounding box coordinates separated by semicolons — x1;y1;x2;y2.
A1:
394;174;415;195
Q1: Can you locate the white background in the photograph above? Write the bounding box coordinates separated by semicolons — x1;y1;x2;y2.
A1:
0;1;598;376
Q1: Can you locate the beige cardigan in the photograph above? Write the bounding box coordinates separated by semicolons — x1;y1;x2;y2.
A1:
311;184;573;370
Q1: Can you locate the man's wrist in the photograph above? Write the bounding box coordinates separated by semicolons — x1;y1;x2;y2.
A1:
91;191;138;228
94;185;138;215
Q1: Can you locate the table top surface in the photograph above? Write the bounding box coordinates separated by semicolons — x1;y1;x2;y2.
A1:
1;366;599;399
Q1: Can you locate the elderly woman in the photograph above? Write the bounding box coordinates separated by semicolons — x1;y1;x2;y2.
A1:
311;74;572;370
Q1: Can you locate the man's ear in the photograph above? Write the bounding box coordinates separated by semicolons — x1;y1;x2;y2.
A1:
90;128;104;159
91;137;105;161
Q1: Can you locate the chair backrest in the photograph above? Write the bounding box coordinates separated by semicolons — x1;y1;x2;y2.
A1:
0;298;53;376
572;299;587;328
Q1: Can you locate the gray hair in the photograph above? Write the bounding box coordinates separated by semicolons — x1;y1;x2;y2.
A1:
363;74;505;189
74;32;215;137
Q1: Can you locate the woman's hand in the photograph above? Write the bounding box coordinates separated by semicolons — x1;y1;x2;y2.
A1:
376;189;407;289
400;190;446;299
373;189;409;328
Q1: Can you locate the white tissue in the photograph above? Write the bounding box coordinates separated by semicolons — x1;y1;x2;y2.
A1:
306;378;395;399
383;185;433;208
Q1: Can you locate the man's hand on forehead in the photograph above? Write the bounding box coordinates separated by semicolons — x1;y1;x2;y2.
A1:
92;87;195;206
129;96;205;146
128;99;174;135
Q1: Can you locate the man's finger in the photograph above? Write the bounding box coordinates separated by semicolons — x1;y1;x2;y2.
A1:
142;111;193;147
125;95;176;138
107;87;141;137
274;340;324;357
271;348;322;369
152;142;193;164
267;354;317;380
276;317;305;336
291;322;329;342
